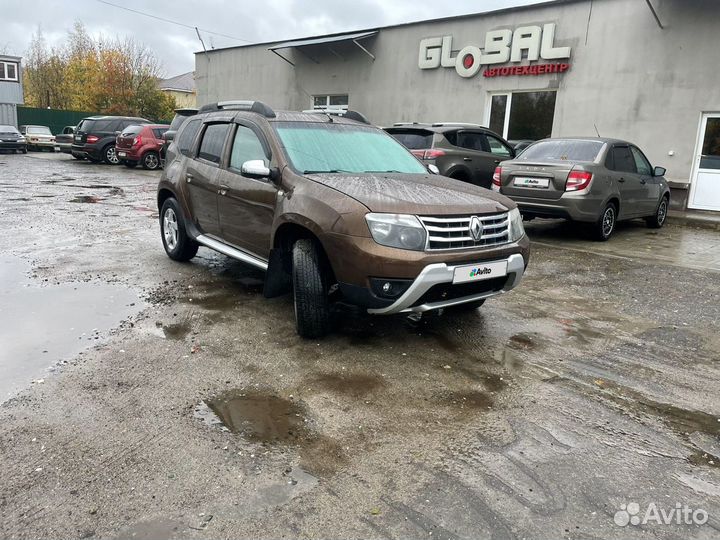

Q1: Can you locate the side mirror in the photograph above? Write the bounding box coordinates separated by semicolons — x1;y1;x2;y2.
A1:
241;159;271;179
653;166;666;177
427;164;440;175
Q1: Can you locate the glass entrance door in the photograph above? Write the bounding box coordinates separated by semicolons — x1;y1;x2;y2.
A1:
689;114;720;211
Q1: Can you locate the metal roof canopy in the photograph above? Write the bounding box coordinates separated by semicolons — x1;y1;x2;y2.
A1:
268;31;378;66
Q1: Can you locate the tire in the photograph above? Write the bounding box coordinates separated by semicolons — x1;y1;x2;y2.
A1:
646;196;668;229
124;161;138;168
160;198;198;262
445;299;486;312
593;202;617;241
292;239;331;338
103;144;120;165
142;151;161;170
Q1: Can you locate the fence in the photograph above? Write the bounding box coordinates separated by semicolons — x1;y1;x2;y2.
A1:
16;106;100;135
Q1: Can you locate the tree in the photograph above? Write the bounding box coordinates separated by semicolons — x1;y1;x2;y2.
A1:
24;21;175;121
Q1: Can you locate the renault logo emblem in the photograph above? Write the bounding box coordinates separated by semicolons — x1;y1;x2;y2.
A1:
469;216;483;241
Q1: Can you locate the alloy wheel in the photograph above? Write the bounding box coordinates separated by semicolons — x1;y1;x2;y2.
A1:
163;208;178;250
602;207;615;238
145;153;159;170
106;145;119;165
657;199;667;225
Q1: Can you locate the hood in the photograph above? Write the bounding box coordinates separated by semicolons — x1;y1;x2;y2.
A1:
305;173;513;215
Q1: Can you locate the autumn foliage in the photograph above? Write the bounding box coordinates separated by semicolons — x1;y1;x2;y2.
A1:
25;22;176;121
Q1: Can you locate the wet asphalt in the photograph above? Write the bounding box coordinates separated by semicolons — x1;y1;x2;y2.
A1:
0;152;719;540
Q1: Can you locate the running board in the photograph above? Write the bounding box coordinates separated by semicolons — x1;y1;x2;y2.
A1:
195;235;268;271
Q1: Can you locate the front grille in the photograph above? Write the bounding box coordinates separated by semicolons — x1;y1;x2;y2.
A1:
419;213;510;251
411;276;508;307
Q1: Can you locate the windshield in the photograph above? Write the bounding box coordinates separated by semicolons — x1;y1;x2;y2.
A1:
27;126;52;135
0;125;19;135
274;122;427;174
518;140;604;162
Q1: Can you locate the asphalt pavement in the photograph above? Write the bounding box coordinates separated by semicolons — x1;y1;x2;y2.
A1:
0;151;718;539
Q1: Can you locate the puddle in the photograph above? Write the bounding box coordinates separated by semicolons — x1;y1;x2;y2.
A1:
195;390;348;476
0;255;142;401
196;391;309;443
70;195;102;203
162;321;192;340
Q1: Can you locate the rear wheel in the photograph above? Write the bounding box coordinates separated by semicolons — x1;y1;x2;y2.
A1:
142;151;160;170
160;198;198;262
292;239;331;338
646;196;668;229
103;144;119;165
593;202;617;241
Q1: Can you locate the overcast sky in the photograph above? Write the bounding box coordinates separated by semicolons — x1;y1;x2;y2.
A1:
1;0;551;78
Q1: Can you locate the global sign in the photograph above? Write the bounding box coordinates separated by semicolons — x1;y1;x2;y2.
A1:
418;23;571;78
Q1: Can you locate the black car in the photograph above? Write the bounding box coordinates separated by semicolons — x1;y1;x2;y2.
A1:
0;125;27;154
71;116;150;164
385;123;516;188
160;108;198;164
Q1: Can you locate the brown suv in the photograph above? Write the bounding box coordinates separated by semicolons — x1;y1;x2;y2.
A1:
385;123;516;188
157;101;529;338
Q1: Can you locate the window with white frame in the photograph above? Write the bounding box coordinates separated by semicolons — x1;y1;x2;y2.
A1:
0;61;19;82
487;91;557;141
312;95;349;110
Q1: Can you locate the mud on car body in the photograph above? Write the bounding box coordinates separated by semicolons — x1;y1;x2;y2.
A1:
157;101;530;338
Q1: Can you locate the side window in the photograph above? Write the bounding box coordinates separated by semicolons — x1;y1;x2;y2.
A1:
152;128;167;139
610;146;637;174
630;146;652;175
485;134;513;157
177;119;202;157
198;123;230;164
230;125;269;171
444;131;457;146
456;132;486;152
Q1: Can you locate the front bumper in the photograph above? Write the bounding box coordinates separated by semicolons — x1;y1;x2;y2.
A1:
367;253;525;314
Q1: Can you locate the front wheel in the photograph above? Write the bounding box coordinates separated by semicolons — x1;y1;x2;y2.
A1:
160;198;198;262
142;151;160;170
292;239;331;338
593;202;617;241
646;196;668;229
103;144;120;165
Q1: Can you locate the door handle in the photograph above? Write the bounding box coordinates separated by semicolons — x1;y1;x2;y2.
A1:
493;159;501;164
186;173;193;183
618;177;626;183
463;157;472;162
218;184;229;196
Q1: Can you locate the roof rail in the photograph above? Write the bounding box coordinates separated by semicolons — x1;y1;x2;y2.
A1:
392;122;422;126
430;122;484;128
198;100;276;118
302;108;370;125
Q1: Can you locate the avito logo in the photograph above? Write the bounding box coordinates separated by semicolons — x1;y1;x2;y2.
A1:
469;267;492;278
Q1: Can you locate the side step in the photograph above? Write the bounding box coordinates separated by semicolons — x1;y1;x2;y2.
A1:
195;235;268;271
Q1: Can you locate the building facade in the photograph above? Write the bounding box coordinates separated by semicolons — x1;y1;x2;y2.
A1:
159;71;197;109
0;55;24;128
196;0;720;212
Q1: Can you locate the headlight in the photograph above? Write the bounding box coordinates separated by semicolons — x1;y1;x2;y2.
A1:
365;213;427;251
18;137;25;142
507;207;525;242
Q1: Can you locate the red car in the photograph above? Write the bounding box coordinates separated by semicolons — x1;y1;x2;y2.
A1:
116;124;170;170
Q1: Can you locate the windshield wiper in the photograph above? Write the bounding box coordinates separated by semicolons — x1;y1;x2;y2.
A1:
363;170;402;173
302;169;353;174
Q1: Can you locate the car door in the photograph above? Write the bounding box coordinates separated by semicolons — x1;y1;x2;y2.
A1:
184;122;231;237
216;122;277;259
630;145;661;215
606;145;643;218
483;132;515;181
454;131;496;187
